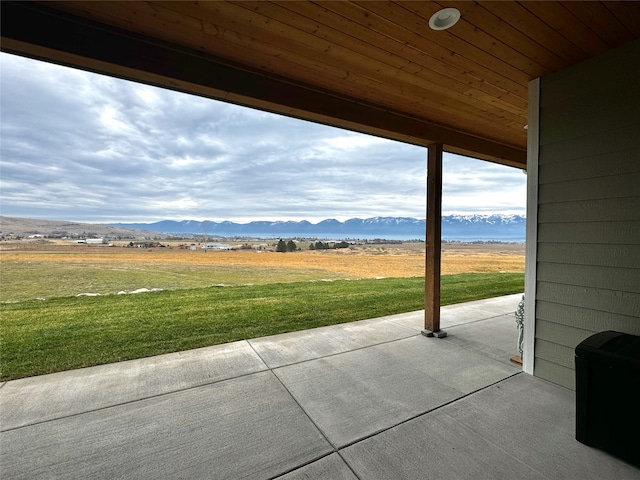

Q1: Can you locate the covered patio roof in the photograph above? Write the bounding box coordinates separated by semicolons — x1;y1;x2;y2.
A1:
3;1;639;167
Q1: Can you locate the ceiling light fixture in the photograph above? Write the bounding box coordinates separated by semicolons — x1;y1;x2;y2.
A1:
429;8;461;31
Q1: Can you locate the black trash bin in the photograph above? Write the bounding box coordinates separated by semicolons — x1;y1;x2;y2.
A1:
575;330;640;467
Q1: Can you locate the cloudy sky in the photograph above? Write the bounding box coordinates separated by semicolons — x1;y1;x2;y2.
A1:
1;52;526;224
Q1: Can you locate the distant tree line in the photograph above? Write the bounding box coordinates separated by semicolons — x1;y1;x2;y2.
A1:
276;239;298;252
308;241;350;250
275;239;352;252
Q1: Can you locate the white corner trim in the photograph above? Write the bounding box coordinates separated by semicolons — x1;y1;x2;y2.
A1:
523;77;540;375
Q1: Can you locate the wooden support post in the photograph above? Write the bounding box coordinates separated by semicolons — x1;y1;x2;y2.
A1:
423;144;446;338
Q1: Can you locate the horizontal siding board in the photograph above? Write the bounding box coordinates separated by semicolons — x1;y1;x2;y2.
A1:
540;66;639;110
535;319;596;350
538;124;640;165
536;301;640;335
537;262;640;294
535;338;575;369
541;38;640;88
534;358;576;390
537;222;640;244
538;148;640;184
539;109;640;147
534;40;640;391
537;243;640;269
538;197;640;222
536;283;640;317
540;73;638;111
538;171;640;203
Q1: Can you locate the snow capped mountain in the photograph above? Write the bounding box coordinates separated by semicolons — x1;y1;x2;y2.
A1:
445;214;524;225
111;215;525;241
440;214;525;240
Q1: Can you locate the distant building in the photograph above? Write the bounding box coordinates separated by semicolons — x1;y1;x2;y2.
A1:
202;242;232;250
127;241;163;248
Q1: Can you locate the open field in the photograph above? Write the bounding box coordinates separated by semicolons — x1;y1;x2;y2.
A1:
0;241;524;302
1;241;525;380
1;274;524;380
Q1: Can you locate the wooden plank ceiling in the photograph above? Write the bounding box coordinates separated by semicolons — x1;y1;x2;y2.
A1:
2;1;640;167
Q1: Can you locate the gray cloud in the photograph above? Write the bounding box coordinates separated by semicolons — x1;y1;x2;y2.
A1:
1;53;526;223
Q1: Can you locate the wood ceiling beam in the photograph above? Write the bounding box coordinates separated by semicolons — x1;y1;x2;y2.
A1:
0;2;526;167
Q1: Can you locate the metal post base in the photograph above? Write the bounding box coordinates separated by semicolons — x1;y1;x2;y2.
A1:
421;329;447;338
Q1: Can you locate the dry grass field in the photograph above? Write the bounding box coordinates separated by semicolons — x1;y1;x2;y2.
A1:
1;240;524;303
1;240;524;278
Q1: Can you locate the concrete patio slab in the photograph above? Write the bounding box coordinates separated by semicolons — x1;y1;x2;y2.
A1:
445;313;519;365
249;316;417;368
341;395;548;480
440;304;511;328
383;310;424;331
441;374;640;480
274;335;518;448
1;340;267;430
388;293;521;331
0;371;332;480
275;453;358;479
341;373;639;480
468;293;524;312
5;295;631;480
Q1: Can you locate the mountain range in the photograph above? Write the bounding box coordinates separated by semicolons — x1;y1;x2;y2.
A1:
111;215;526;241
0;216;159;238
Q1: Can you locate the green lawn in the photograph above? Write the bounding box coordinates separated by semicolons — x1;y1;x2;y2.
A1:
0;273;524;381
0;259;345;303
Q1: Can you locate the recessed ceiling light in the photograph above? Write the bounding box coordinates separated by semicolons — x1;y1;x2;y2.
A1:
429;8;461;31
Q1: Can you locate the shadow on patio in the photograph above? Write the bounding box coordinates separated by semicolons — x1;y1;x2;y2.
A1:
1;294;637;479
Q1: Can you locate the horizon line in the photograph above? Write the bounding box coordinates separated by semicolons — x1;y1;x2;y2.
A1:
2;213;528;226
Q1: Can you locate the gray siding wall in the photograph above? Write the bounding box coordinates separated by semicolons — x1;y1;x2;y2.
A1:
535;39;640;389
